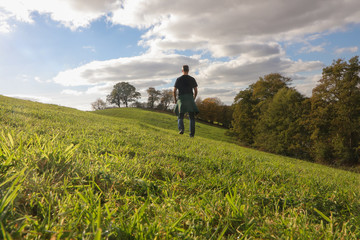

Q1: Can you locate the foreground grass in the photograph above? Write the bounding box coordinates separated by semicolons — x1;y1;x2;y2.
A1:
1;95;360;239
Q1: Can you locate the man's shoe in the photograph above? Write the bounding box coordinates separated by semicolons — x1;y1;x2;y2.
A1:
189;135;194;138
179;130;184;134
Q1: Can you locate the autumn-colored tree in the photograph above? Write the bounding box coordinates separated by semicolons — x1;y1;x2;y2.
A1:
197;97;223;123
309;56;360;164
195;97;233;128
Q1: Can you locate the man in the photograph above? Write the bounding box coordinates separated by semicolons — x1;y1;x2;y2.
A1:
173;65;199;137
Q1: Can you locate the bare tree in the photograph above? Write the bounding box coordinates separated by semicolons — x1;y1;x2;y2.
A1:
158;89;173;110
91;98;107;111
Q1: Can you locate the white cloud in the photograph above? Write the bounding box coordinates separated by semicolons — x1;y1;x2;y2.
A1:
112;0;360;56
6;94;53;103
53;52;201;87
284;59;324;74
208;42;282;59
196;55;323;86
61;89;83;96
3;0;359;52
197;87;239;104
294;74;322;97
86;83;113;95
0;10;12;33
0;0;120;31
335;46;359;54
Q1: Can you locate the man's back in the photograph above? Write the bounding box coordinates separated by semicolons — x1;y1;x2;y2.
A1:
174;75;197;96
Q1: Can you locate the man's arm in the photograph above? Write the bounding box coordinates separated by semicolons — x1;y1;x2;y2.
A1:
173;87;177;103
193;87;198;100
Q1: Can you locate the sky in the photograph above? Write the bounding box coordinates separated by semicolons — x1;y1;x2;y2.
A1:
1;0;360;110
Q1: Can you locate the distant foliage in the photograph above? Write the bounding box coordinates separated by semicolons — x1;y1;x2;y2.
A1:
197;97;233;128
131;101;147;108
158;89;173;111
231;89;256;144
231;73;291;146
107;82;141;108
231;57;360;165
254;88;310;158
146;87;161;109
197;97;222;122
91;98;107;111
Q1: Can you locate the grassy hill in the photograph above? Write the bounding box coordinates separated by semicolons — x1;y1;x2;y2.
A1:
1;95;360;239
92;107;235;143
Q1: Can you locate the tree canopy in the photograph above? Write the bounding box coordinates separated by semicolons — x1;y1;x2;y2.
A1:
107;82;141;108
309;56;360;164
231;73;292;145
231;57;360;165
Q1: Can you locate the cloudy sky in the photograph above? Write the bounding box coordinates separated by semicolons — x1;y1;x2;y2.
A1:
1;0;360;110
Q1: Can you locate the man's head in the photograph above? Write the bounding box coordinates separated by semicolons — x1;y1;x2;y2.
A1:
182;65;189;74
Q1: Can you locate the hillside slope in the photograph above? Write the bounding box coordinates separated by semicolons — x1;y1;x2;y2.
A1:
92;107;235;143
1;95;360;239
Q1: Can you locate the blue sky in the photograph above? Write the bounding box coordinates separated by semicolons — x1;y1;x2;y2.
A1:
1;0;360;110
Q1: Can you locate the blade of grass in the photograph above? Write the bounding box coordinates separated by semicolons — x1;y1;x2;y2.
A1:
217;224;228;240
170;211;191;230
314;208;332;223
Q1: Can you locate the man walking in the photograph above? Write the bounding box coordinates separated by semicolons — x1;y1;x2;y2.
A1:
173;65;199;137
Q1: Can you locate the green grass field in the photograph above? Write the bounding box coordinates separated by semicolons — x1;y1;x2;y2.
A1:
1;95;360;239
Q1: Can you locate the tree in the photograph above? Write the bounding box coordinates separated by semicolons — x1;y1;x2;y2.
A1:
219;105;234;129
131;101;146;108
158;89;174;111
254;88;310;158
231;73;291;145
197;97;223;123
252;73;291;101
146;87;161;109
195;97;233;128
309;56;360;164
231;89;256;144
107;82;141;108
91;98;107;111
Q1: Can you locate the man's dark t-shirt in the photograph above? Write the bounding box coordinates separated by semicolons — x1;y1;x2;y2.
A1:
174;75;198;96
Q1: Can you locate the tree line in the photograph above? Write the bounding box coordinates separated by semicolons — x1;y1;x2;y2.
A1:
230;56;360;166
91;83;234;127
91;84;174;111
